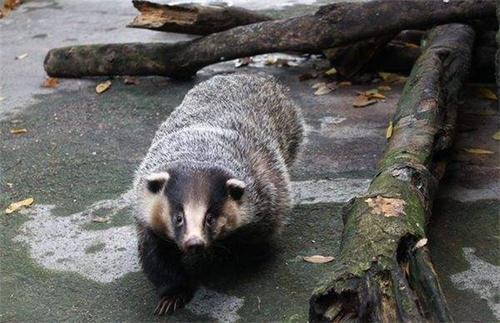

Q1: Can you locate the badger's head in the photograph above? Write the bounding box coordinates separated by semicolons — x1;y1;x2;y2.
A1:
140;167;246;253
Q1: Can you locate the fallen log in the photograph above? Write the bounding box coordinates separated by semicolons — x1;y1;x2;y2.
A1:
309;23;474;322
44;0;494;79
127;0;271;35
369;31;496;81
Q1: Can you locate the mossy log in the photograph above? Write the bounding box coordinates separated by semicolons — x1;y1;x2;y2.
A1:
309;23;475;322
127;1;271;35
44;0;494;79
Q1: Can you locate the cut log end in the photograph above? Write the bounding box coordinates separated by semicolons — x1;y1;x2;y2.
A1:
310;235;451;322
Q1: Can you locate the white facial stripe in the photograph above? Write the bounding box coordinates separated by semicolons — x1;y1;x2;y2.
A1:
183;201;207;243
145;172;170;182
226;178;246;190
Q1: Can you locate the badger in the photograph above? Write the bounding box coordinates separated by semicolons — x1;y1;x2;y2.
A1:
133;73;304;315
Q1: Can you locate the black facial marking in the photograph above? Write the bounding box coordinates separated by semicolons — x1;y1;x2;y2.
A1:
147;179;166;194
227;184;244;201
163;166;237;245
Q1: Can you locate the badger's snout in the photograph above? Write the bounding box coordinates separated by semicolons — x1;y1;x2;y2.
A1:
183;236;206;253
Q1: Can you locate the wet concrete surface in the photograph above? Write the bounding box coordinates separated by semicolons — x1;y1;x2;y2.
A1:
0;0;498;322
429;90;500;323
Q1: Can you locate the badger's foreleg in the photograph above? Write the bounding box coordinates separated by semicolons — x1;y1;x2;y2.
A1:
138;226;196;315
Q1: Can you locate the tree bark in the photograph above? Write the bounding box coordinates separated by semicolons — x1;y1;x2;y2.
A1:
309;23;474;322
127;1;271;35
44;0;494;79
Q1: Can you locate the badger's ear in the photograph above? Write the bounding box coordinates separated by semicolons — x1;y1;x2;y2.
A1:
144;172;170;194
226;178;246;201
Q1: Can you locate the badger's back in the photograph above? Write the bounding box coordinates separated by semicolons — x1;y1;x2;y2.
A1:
135;73;303;237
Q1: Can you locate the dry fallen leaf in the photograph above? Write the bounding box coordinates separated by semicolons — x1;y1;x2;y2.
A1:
6;182;14;188
123;76;138;85
475;88;497;101
312;82;325;89
324;67;337;76
96;80;112;94
404;42;420;49
235;57;252;68
360;89;386;100
42;77;59;88
314;82;337;96
352;95;377;108
377;85;392;92
463;148;494;155
378;72;407;84
4;0;21;10
365;196;406;217
303;255;335;264
492;132;500;141
386;121;393;139
415;238;428;249
16;53;28;60
10;128;27;134
92;216;111;223
5;197;34;214
298;72;317;81
338;81;352;87
314;86;332;96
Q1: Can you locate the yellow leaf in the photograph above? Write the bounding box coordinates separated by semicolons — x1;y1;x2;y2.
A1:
492;132;500;141
365;196;406;217
377;85;392;92
5;198;34;214
463;148;494;155
475;88;497;101
96;80;112;94
352;95;377;108
303;255;335;264
324;67;337;76
10;128;27;134
338;81;352;87
378;72;407;84
386;121;393;139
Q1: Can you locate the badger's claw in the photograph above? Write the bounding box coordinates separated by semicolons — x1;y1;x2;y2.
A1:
154;295;186;316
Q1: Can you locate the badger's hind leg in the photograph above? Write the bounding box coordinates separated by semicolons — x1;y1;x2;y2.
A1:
138;224;197;315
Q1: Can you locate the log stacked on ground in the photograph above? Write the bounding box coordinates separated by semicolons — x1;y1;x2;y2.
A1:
309;23;475;322
44;0;495;79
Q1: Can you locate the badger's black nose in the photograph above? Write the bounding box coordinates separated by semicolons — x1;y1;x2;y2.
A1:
183;237;205;252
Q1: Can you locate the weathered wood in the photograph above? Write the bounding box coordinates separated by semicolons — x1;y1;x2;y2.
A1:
44;0;494;79
309;23;474;322
127;1;271;35
369;31;496;81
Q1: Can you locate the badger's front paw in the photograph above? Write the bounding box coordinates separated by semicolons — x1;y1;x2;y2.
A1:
154;290;194;316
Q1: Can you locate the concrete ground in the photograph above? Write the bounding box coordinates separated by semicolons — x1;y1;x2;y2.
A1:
0;1;498;322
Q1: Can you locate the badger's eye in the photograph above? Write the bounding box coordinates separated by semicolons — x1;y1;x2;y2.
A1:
175;213;184;226
205;213;215;226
